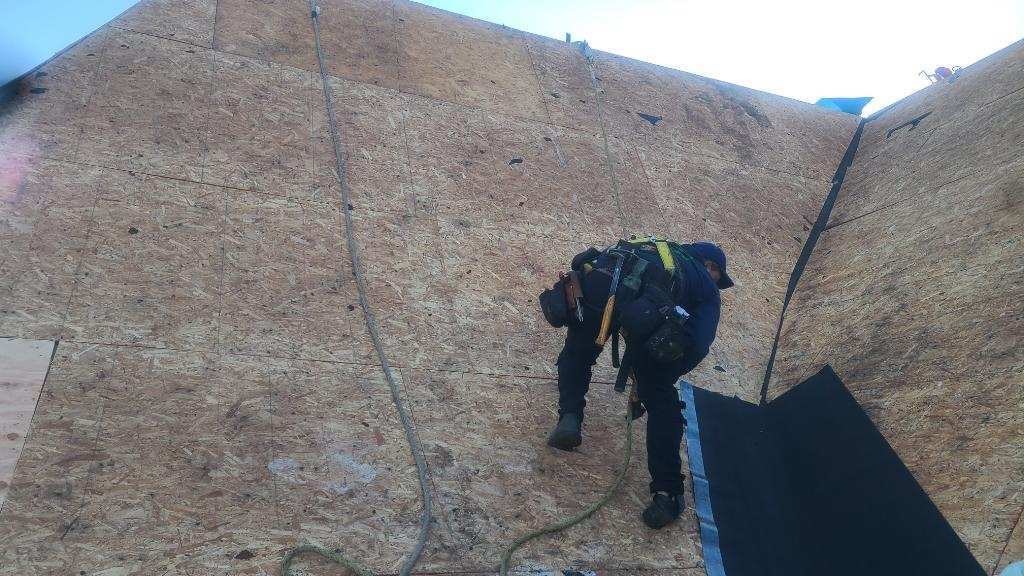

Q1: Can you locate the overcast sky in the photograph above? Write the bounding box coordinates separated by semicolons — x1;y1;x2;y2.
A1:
2;0;1022;116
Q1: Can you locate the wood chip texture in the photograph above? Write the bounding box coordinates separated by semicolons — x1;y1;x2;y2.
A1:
771;39;1024;574
25;0;1024;573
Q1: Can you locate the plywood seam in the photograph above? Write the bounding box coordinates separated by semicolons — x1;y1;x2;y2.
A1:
50;336;644;387
66;25;117;165
826;143;1024;230
981;82;1024;109
827;167;984;230
391;0;402;90
840;132;1023;209
56;190;101;335
108;24;209;51
13;154;254;194
211;190;229;355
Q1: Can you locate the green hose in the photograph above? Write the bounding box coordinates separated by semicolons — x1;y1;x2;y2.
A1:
499;391;636;575
280;543;373;576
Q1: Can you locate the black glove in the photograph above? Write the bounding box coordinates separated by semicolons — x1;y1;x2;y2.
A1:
571;246;601;271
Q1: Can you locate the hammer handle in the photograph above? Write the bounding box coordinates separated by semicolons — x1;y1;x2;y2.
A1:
595;295;615;346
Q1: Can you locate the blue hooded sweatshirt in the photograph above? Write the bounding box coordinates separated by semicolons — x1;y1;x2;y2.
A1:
669;245;722;374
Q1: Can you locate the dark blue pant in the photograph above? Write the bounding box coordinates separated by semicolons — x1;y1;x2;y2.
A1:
556;271;688;495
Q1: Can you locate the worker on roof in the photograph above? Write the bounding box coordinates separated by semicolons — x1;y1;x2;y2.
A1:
934;66;961;82
538;237;732;529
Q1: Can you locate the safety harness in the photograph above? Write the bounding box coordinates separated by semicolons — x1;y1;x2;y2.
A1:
580;235;697;396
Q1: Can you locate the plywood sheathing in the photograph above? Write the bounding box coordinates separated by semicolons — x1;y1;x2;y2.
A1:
400;369;704;572
831;39;1024;225
112;0;218;48
2;0;865;571
0;343;442;573
0;338;55;508
0;343;705;574
995;512;1024;575
771;39;1024;572
0;33;108;162
0;159;100;340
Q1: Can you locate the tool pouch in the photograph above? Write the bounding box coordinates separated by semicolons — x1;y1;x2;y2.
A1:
539;271;583;328
617;283;674;345
538;277;570;328
645;305;691;363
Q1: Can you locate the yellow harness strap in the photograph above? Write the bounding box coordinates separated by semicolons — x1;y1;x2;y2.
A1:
626;234;676;273
655;240;675;273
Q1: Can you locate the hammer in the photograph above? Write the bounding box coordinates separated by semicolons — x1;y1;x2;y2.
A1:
595;251;625;347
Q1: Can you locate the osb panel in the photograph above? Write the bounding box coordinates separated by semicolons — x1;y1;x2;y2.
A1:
214;0;317;72
742;87;860;181
0;344;443;574
349;209;464;371
0;30;109;162
996;514;1024;575
323;82;798;393
834;87;1024;223
0;338;54;508
635;143;830;274
774;157;1023;393
396;1;547;122
833;37;1023;221
112;0;218;48
0;344;116;572
528;37;603;136
398;92;627;240
437;220;578;379
401;369;703;572
856;366;1022;571
532;47;857;180
63;170;224;351
312;76;411;214
0;0;904;571
0;158;103;340
856;38;1024;167
204;50;316;194
75;28;212;182
316;0;400;90
215;0;399;89
592;52;773;170
772;155;1024;566
219;191;369;363
697;266;787;402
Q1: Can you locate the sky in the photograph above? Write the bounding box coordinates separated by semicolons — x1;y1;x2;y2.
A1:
0;0;137;87
2;1;1022;115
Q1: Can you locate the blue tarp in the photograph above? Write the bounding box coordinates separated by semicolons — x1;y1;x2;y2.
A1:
815;96;873;115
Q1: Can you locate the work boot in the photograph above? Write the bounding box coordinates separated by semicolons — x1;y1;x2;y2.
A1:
642;491;684;529
546;412;582;451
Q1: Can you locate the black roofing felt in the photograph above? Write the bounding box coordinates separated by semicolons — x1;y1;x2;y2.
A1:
690;366;984;576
